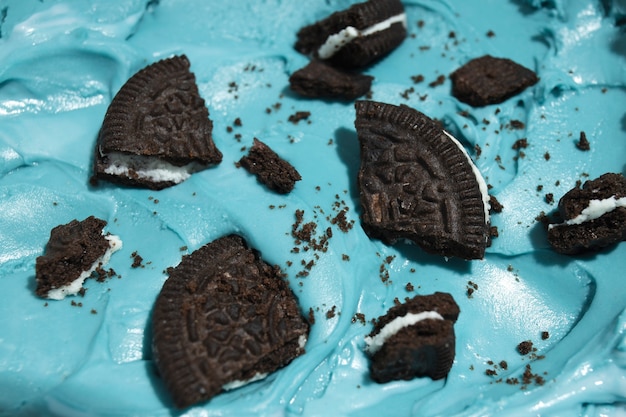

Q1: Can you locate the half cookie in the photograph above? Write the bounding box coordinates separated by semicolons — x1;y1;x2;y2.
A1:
35;216;122;300
365;292;460;383
547;173;626;254
152;234;309;409
93;55;222;190
354;100;491;259
295;0;407;69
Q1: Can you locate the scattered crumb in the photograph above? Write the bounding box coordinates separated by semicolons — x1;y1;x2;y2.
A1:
576;131;590;151
352;312;366;325
326;305;337;319
466;281;479;298
428;74;446;88
131;251;144;268
489;195;504;213
411;74;424;84
288;111;311;124
512;138;528;150
517;340;534;355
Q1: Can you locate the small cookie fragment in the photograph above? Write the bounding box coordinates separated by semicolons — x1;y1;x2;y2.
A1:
450;55;539;106
576;131;590;151
354;100;491;259
295;0;406;68
35;216;122;300
152;234;309;408
239;138;302;194
547;173;626;254
289;60;373;100
365;292;460;383
92;55;222;190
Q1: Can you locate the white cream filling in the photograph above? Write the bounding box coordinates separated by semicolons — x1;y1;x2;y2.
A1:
221;334;307;392
47;234;122;300
103;152;206;185
222;372;268;391
298;333;308;349
549;196;626;229
443;131;491;226
364;311;444;354
317;13;407;59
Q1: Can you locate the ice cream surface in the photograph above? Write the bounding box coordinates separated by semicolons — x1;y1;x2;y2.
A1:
0;0;625;416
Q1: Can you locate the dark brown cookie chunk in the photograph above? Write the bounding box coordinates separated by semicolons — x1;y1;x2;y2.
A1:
289;60;373;100
354;100;491;259
576;131;590;151
450;55;539;106
35;216;122;300
365;292;460;383
238;138;302;194
92;55;222;190
295;0;406;69
152;234;309;409
547;173;626;254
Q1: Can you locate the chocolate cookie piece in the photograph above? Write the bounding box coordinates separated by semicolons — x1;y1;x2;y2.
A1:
35;216;122;300
295;0;406;69
547;173;626;254
93;55;222;190
152;234;309;409
238;138;302;194
365;292;460;383
354;100;491;259
450;55;539;107
289;60;373;100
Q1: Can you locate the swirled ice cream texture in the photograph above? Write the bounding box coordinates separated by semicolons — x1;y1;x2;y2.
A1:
0;0;625;416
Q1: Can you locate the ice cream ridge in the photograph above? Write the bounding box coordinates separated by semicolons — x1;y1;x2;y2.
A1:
0;0;625;416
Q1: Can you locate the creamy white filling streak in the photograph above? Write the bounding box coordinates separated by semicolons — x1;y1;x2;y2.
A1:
47;234;122;300
104;152;206;184
220;334;307;392
222;372;269;391
549;196;626;229
443;131;491;225
317;13;407;59
364;311;444;354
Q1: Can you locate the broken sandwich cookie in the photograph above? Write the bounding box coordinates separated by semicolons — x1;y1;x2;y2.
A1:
547;172;626;254
92;55;222;190
354;100;491;259
151;234;309;409
35;216;122;300
365;292;460;383
295;0;407;69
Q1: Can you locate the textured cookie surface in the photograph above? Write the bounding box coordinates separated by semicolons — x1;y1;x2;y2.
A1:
548;173;626;254
152;234;309;409
93;55;222;190
366;292;460;383
354;100;490;259
295;0;406;68
239;138;302;194
289;60;373;100
450;55;539;106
